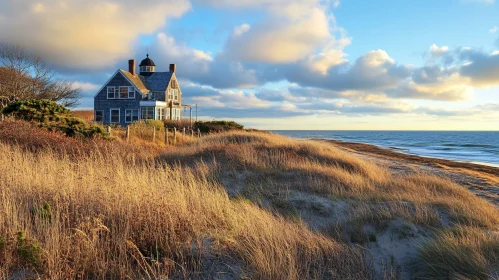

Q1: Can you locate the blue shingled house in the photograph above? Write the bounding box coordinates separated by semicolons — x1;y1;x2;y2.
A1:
94;54;186;126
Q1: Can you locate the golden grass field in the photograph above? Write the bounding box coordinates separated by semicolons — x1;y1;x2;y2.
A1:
0;119;498;279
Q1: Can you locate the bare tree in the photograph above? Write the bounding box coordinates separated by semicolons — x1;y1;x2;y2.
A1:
0;44;80;108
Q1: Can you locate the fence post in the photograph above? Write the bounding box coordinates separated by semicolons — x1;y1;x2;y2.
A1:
152;127;156;142
126;126;130;142
107;126;111;135
173;127;177;144
191;129;194;138
197;128;201;138
1;114;4;122
182;127;185;139
165;126;169;145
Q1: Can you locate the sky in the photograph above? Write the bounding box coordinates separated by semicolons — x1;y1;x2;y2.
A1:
1;0;498;130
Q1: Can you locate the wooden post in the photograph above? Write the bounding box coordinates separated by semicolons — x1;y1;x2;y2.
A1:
173;127;177;144
189;107;192;127
1;114;4;122
107;126;111;135
165;126;169;145
126;126;130;142
182;127;185;139
152;127;156;142
197;128;201;138
191;129;194;138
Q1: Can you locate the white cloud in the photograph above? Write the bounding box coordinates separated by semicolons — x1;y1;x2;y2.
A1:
31;3;45;13
0;0;191;71
232;24;251;37
490;26;498;33
429;44;449;57
73;81;99;92
223;5;333;63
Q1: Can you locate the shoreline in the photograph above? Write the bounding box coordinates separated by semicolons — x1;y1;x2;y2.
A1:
317;138;499;180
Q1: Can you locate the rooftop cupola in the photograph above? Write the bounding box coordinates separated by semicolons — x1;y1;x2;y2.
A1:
139;54;156;76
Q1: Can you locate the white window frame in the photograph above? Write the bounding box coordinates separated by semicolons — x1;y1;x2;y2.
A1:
110;108;120;124
141;66;155;72
116;86;134;99
94;110;104;122
107;87;116;99
125;109;139;123
128;87;135;99
156;107;165;120
118;86;128;99
141;107;155;120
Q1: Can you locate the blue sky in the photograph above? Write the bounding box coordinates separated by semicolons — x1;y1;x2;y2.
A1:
0;0;498;130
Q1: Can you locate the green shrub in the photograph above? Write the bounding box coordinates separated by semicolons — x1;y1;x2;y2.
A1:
30;202;52;222
17;231;43;268
194;120;244;133
2;99;106;138
145;119;165;130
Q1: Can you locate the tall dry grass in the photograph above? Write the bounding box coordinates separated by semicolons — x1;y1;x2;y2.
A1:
71;110;94;123
0;142;372;279
1;123;499;278
162;131;499;229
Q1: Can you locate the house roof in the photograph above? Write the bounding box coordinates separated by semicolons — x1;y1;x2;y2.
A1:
143;72;174;92
119;70;173;94
120;70;150;94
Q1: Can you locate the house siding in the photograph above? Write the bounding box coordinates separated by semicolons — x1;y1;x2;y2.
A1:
94;72;142;127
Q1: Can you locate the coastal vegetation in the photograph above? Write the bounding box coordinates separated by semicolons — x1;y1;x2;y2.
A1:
2;100;105;138
0;115;498;279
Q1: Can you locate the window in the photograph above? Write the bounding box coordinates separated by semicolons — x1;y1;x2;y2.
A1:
171;108;180;120
171;80;177;89
119;87;128;99
125;109;139;123
156;108;165;120
110;109;120;123
169;89;179;101
108;86;134;99
141;107;154;120
128;87;135;99
140;66;155;72
95;110;103;122
107;87;116;99
166;108;171;119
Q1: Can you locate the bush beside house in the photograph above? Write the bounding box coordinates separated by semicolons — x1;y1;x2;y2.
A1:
2;100;105;138
194;120;244;133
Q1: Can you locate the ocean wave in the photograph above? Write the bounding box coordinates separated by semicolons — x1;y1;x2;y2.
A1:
441;143;494;148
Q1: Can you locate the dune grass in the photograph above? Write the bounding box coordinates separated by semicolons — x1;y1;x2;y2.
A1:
415;226;499;279
0;141;371;279
1;122;499;279
162;131;499;229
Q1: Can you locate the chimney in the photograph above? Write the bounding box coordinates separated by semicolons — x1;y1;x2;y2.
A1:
169;63;176;73
128;59;136;75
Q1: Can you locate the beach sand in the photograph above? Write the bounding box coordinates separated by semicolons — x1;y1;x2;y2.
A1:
321;139;499;206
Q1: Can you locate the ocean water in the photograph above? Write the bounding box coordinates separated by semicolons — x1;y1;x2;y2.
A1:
272;131;499;168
